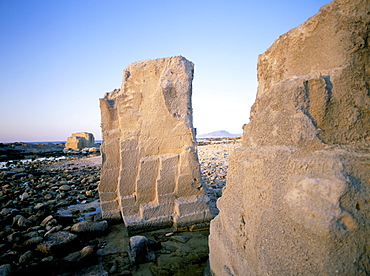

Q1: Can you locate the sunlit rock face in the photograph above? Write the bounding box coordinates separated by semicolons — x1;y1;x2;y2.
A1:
209;0;370;275
99;56;211;232
65;132;95;150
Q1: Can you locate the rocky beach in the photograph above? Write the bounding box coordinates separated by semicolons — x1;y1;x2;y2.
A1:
0;141;239;276
0;143;65;162
2;0;369;274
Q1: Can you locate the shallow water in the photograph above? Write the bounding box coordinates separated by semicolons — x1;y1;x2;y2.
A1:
0;156;66;169
57;200;102;222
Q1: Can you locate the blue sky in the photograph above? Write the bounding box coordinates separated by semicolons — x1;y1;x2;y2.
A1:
0;0;332;142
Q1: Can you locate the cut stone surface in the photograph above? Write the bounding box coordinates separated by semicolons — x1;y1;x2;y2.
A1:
65;132;95;150
99;56;211;232
209;0;370;275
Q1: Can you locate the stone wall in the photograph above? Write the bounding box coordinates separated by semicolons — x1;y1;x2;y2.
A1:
65;132;95;150
99;56;211;232
209;0;370;275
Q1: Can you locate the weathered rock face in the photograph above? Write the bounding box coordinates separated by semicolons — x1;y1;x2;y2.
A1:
65;132;95;150
99;56;211;232
209;0;370;275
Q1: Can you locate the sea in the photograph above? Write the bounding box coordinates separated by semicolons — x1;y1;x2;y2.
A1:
2;140;102;145
0;140;102;169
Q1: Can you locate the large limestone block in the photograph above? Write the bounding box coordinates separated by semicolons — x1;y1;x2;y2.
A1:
209;0;370;275
251;0;370;146
99;56;211;231
210;145;370;275
65;132;95;150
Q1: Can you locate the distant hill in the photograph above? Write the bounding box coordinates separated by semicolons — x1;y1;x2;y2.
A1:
197;130;242;138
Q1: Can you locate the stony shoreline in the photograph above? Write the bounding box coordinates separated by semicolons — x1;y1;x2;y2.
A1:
0;143;65;162
0;142;239;275
0;142;101;163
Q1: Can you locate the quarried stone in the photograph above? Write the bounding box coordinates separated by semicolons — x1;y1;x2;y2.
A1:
65;132;95;150
99;56;211;232
209;0;370;275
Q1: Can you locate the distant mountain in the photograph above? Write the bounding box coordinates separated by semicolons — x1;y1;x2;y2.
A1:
197;130;242;138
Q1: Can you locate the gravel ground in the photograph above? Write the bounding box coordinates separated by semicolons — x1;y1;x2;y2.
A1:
198;142;240;216
0;142;240;276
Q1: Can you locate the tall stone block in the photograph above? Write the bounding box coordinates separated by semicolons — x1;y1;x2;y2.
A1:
99;56;211;231
209;0;370;275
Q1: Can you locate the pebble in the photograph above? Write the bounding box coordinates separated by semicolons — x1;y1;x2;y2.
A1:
41;255;53;262
59;184;71;191
71;220;108;233
36;231;78;254
0;143;236;275
129;235;158;264
80;245;95;259
0;156;102;274
63;251;81;263
198;143;237;189
109;260;117;274
0;264;12;276
13;215;32;228
20;192;29;201
23;236;43;247
40;215;54;226
198;143;239;215
44;225;62;237
34;202;48;210
0;208;13;215
18;250;33;264
171;235;191;243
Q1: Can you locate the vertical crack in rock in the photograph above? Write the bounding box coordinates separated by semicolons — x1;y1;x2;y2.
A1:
99;56;211;233
209;0;370;275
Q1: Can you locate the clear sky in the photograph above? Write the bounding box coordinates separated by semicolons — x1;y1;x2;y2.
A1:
0;0;332;143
